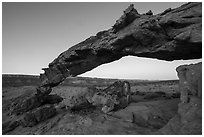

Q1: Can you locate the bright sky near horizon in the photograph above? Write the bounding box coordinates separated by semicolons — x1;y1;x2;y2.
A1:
2;2;202;80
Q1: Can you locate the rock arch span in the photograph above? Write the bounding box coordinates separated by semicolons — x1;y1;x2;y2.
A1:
37;3;202;133
39;2;202;89
6;2;202;135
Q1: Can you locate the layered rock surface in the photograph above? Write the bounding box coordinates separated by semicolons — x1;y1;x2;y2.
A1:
3;89;63;134
39;2;202;88
157;62;202;134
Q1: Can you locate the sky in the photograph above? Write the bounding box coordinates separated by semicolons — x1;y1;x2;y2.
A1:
2;2;202;80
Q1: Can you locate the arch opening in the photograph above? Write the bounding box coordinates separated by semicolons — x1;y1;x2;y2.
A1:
79;56;202;80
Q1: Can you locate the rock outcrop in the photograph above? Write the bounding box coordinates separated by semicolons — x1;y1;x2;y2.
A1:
66;81;131;113
157;62;202;134
10;91;45;115
39;2;201;88
176;62;202;102
62;80;180;113
3;104;58;134
90;81;131;113
10;91;62;115
3;89;63;134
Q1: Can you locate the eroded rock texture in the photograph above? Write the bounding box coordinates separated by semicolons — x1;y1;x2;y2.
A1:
66;81;131;113
10;91;62;115
157;62;202;134
90;81;131;113
20;104;56;127
176;62;202;103
39;2;202;88
3;104;58;134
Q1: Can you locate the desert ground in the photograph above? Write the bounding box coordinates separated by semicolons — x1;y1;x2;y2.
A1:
2;75;180;135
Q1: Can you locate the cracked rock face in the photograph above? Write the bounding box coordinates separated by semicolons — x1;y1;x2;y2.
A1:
90;81;131;113
66;81;130;114
176;62;202;103
10;91;63;116
40;2;202;88
157;62;202;134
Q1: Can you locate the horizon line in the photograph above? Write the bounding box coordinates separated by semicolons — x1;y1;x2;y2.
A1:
2;73;179;81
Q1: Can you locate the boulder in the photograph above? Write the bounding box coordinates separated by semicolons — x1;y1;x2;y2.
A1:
61;81;130;113
89;81;131;113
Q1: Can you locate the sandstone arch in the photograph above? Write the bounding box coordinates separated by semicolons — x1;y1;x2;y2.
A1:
7;3;202;135
39;2;202;89
37;3;201;134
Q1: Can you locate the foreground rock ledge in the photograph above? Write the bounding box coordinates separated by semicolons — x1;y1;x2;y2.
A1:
40;2;202;88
